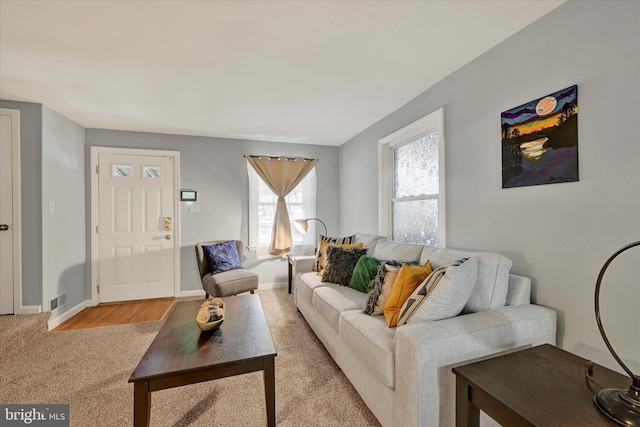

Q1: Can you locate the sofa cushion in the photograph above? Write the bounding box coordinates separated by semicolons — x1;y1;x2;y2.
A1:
397;257;478;326
297;272;329;307
420;246;512;312
372;239;423;263
354;233;382;254
349;256;381;293
384;261;432;327
313;285;369;333
322;246;367;286
340;310;396;388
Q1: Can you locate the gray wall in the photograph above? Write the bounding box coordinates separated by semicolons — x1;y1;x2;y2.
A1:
339;0;640;373
42;105;86;314
86;129;340;293
0;100;43;307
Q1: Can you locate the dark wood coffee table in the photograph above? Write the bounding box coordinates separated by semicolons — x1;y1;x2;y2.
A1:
128;294;277;426
453;344;630;426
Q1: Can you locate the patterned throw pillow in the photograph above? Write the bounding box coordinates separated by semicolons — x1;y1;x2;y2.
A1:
313;234;356;272
364;261;403;315
397;257;477;326
321;246;368;286
203;241;242;274
383;260;432;327
348;256;381;293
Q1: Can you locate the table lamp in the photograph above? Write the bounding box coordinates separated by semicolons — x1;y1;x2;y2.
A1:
293;218;327;236
594;240;640;426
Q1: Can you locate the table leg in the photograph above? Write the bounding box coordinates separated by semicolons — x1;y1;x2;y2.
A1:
133;381;151;427
456;376;479;427
288;259;293;294
264;357;276;427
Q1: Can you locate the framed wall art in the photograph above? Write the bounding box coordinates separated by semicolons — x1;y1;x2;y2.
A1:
501;85;578;188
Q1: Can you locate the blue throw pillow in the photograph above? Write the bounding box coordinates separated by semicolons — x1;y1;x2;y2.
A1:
203;241;242;274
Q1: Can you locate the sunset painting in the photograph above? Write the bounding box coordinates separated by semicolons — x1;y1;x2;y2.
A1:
501;85;578;188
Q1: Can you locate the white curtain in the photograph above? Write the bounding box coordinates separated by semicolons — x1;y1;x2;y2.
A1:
246;155;318;255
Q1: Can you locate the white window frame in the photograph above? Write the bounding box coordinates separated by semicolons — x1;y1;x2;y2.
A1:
378;107;446;247
247;164;317;255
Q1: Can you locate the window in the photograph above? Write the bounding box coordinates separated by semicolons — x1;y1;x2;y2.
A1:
247;164;317;253
378;108;446;247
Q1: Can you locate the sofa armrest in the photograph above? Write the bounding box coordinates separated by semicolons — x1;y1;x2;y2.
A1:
394;304;557;427
291;255;315;276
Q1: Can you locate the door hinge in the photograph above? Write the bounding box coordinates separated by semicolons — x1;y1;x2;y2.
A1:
95;165;99;173
97;285;100;294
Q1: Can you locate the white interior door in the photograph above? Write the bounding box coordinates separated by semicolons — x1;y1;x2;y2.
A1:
97;152;177;302
0;109;20;315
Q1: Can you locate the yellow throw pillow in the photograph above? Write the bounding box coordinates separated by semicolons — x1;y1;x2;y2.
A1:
316;240;364;275
383;260;432;327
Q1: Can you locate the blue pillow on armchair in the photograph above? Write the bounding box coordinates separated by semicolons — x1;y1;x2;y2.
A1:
203;241;242;274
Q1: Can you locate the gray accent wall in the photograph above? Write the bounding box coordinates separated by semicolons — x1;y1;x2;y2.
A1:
86;129;340;294
339;0;640;373
42;105;86;315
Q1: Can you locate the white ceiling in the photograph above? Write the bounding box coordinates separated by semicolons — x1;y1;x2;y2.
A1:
0;1;564;146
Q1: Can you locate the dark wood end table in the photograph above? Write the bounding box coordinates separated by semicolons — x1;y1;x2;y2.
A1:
128;294;277;426
287;254;315;294
453;344;630;426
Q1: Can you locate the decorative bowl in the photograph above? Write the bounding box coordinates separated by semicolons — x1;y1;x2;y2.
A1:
197;314;224;331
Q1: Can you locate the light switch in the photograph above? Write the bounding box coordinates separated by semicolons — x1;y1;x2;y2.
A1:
188;204;200;214
48;200;55;213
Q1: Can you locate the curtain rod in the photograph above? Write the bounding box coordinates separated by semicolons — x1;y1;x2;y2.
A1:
244;154;318;162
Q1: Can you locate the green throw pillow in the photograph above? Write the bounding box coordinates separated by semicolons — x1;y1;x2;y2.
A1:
349;256;381;293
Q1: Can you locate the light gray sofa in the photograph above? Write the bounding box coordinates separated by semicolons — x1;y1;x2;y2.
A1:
292;234;557;427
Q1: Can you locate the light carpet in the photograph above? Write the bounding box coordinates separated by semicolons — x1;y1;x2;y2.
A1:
0;288;380;427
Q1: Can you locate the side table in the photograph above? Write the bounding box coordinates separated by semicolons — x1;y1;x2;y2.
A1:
452;344;630;426
287;254;315;294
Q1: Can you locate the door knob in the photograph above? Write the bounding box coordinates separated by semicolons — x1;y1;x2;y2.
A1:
0;224;8;231
165;235;171;240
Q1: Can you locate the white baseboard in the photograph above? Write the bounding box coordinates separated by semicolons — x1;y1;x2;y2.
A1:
180;289;206;298
16;305;42;315
258;282;287;290
47;300;90;330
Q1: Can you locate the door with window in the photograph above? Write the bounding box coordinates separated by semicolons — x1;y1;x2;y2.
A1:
94;149;179;303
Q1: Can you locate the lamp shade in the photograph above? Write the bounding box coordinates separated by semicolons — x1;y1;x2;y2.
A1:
292;218;327;236
293;219;309;234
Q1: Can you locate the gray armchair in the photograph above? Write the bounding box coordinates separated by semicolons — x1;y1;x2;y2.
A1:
195;240;258;298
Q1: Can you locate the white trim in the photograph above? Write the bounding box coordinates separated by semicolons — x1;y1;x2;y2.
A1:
17;305;41;315
180;289;207;298
90;146;181;304
47;299;90;330
258;282;287;290
378;108;446;247
0;108;24;314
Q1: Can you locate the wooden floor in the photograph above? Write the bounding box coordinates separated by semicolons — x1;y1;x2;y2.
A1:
53;297;175;331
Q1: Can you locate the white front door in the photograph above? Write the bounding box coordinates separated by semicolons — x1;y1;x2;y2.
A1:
0;109;20;315
96;151;178;302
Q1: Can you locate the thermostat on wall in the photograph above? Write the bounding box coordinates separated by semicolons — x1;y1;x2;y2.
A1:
180;190;197;201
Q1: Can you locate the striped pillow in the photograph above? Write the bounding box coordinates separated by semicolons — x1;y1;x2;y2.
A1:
313;234;356;272
397;257;477;326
